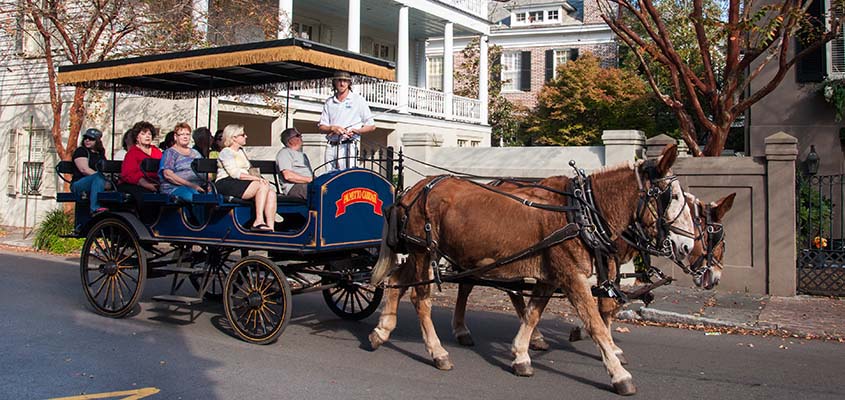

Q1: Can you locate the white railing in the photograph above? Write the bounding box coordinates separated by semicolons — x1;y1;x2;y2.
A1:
437;0;487;20
408;86;445;117
453;95;481;123
289;79;482;123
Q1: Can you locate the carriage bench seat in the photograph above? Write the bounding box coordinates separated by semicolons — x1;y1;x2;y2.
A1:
56;160;123;203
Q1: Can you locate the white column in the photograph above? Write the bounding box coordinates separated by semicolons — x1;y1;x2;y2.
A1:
397;6;409;113
192;0;209;42
417;40;427;89
443;22;454;120
348;0;361;52
479;34;489;125
278;0;293;39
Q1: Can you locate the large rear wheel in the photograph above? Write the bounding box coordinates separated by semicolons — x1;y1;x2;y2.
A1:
80;218;146;318
223;256;292;344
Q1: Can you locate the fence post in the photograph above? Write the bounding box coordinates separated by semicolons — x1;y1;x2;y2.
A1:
644;134;677;159
765;131;798;296
602;130;645;166
386;146;394;183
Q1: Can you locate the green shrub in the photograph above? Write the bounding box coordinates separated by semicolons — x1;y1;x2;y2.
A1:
34;208;83;254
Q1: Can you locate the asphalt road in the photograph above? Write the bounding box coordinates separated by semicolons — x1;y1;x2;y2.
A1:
1;250;843;400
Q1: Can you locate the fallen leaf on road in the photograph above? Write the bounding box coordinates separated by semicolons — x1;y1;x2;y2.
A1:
615;327;630;333
748;343;755;348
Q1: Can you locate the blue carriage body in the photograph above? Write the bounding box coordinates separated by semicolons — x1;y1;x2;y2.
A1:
72;167;394;253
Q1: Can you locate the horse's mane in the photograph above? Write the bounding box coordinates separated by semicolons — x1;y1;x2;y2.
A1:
589;160;639;177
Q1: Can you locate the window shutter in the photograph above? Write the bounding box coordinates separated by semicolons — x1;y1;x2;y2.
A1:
7;130;19;195
569;48;579;62
796;0;826;83
520;51;531;91
491;53;502;87
545;50;555;82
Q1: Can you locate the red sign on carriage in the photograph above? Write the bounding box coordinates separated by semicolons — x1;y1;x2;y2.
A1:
335;188;383;217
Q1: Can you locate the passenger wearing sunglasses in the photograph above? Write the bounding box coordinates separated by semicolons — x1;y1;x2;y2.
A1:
275;127;313;200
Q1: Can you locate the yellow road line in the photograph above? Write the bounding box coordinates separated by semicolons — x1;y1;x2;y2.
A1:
48;387;160;400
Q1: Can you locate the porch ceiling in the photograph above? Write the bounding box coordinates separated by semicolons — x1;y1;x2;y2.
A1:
294;0;479;40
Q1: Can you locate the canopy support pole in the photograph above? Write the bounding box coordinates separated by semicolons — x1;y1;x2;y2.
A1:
285;83;290;129
111;83;117;159
194;90;200;129
207;78;213;129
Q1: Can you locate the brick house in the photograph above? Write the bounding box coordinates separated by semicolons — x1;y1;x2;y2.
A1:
426;0;617;110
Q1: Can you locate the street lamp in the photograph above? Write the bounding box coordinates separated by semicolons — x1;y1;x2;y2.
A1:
805;145;820;176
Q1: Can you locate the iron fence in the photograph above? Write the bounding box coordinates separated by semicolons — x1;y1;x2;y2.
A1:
796;173;845;296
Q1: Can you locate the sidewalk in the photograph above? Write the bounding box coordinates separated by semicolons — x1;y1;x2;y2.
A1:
429;282;845;342
1;225;842;341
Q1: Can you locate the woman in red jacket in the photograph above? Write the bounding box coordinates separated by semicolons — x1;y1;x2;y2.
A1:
118;121;162;208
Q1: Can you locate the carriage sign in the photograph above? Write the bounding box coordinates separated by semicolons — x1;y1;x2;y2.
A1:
335;188;384;217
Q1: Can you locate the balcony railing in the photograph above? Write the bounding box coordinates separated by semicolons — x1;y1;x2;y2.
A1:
437;0;487;19
289;79;482;124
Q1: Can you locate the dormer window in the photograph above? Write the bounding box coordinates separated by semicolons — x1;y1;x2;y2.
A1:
528;11;544;22
548;10;559;21
512;7;562;26
515;12;526;22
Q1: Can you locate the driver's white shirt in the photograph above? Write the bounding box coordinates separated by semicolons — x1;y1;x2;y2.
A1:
318;91;374;142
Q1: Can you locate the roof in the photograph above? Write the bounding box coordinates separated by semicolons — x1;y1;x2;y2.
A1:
57;38;395;98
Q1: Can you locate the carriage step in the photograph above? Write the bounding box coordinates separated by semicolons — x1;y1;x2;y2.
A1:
156;266;204;275
152;295;203;305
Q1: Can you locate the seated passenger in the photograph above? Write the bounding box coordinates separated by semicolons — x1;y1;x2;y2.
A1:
113;128;134;161
118;121;162;207
70;128;109;214
159;122;205;202
275;128;313;200
215;124;277;232
192;126;212;158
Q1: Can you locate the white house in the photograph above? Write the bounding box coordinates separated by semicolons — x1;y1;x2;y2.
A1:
0;0;494;227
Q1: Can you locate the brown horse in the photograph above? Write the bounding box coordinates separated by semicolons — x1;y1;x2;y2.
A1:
449;192;736;362
369;145;694;395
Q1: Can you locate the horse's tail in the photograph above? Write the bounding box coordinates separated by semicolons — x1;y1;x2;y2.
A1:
371;220;396;285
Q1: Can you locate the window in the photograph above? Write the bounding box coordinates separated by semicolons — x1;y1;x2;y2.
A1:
291;22;315;40
427;56;444;91
7;127;54;196
547;10;559;21
515;12;526;23
528;11;544;22
470;140;480;147
457;139;468;147
373;43;390;59
554;49;569;79
501;51;521;91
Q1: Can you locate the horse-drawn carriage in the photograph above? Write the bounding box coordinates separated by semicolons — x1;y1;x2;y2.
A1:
55;38;397;344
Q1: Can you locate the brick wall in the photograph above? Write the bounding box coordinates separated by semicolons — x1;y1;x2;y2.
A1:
494;42;618;110
582;0;606;25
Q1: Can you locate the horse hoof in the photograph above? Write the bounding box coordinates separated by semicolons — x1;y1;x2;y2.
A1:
569;327;583;342
613;379;637;396
368;331;384;350
529;337;550;351
456;334;475;347
512;362;534;377
616;352;629;365
434;356;454;371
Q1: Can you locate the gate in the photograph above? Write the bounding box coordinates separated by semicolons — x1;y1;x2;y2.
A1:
796;173;845;296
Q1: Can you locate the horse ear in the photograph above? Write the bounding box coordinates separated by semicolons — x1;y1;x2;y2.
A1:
655;143;678;175
711;192;736;221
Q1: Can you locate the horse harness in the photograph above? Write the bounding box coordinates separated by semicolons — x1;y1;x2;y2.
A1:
383;161;685;305
686;200;726;280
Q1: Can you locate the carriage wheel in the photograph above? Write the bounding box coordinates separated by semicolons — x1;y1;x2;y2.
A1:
223;256;292;345
80;218;146;318
322;281;383;320
190;247;235;301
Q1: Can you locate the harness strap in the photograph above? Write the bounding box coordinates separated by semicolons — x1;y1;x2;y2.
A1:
386;223;581;289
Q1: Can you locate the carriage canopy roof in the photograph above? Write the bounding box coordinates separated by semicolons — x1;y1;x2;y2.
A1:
57;38;396;98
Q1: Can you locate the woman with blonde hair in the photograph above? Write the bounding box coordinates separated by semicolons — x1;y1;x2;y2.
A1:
215;124;276;232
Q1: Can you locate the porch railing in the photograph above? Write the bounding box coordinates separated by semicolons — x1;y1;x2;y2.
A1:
453;95;481;123
289;79;482;124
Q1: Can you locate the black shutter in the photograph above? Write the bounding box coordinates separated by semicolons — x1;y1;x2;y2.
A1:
491;53;502;87
545;49;555;82
569;48;579;62
520;51;531;91
796;0;826;83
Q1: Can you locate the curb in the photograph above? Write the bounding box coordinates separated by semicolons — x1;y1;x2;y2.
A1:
617;307;764;331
